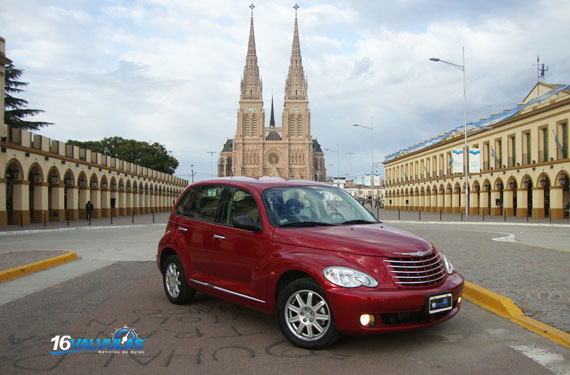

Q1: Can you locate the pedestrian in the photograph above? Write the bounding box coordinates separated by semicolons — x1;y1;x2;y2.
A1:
86;200;94;222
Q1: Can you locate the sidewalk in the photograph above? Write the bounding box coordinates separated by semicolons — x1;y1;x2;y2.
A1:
0;213;169;281
0;212;171;233
373;207;570;225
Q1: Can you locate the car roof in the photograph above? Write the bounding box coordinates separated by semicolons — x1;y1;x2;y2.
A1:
188;177;331;194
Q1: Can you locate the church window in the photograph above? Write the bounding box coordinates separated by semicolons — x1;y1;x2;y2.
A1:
252;116;257;136
297;116;303;136
290;116;295;137
244;116;250;136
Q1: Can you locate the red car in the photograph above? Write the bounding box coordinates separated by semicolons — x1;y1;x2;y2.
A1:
157;177;464;348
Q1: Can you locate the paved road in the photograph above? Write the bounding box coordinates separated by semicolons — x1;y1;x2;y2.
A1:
1;261;569;375
0;217;569;374
1;218;568;334
385;221;570;334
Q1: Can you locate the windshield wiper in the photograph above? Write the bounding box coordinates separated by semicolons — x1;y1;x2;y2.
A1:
279;221;336;228
341;219;377;225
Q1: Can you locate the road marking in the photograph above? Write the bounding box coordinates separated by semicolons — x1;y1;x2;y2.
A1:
492;233;516;242
510;345;569;375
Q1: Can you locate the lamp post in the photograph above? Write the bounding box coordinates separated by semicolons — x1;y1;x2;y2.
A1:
430;47;468;219
208;151;216;177
325;145;340;187
354;118;374;206
346;152;354;179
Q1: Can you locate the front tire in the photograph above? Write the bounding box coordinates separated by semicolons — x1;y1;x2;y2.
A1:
276;278;340;349
162;255;195;304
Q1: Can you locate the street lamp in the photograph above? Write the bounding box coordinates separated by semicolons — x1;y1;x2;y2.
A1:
208;151;216;177
430;47;469;219
354;119;374;206
346;152;354;179
325;145;340;187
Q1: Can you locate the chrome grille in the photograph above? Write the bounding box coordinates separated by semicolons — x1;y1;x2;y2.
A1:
384;252;446;287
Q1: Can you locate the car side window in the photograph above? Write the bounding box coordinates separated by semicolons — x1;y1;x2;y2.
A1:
221;188;261;227
186;185;225;223
175;188;195;217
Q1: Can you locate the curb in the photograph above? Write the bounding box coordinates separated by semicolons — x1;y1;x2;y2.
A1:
0;250;77;283
463;280;570;349
383;219;570;228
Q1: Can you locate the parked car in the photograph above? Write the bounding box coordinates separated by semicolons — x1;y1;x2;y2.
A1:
157;177;464;348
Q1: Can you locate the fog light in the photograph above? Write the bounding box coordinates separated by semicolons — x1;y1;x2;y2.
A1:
360;314;376;327
458;297;462;304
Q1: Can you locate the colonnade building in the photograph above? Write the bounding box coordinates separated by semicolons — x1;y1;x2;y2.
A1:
0;37;188;227
383;82;570;219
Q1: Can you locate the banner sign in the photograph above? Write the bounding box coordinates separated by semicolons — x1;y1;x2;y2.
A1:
469;148;481;173
374;173;381;186
452;148;464;174
364;173;371;186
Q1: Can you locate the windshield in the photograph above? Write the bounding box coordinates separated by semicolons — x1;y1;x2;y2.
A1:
262;185;378;228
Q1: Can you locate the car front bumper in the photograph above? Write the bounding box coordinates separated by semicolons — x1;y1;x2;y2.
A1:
325;273;464;334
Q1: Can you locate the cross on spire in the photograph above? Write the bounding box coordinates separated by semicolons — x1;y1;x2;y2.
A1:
249;3;255;14
293;3;299;16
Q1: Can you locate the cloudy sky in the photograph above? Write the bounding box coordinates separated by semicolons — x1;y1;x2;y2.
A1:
2;0;569;182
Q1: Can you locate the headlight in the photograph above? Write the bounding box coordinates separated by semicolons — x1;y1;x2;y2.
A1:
323;266;378;288
441;254;454;274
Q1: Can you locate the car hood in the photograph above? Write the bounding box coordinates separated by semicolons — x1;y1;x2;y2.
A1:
272;223;433;257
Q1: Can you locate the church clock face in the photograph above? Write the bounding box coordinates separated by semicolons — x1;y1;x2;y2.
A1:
248;107;254;113
294;107;300;113
268;153;279;165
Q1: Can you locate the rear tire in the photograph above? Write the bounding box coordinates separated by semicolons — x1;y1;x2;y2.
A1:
276;278;340;349
162;255;195;304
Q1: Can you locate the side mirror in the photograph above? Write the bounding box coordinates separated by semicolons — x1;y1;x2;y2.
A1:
232;215;262;232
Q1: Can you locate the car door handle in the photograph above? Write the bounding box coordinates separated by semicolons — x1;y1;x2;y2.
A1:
213;235;225;240
178;227;188;232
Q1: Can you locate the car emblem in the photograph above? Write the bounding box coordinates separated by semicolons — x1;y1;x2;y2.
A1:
394;250;432;257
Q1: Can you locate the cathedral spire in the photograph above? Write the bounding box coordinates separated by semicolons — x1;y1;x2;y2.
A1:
247;3;256;57
285;3;307;100
241;3;262;100
269;95;275;126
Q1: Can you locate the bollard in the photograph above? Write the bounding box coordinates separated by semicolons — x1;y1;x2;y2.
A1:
111;210;113;225
549;209;552;223
66;211;69;226
439;211;442;221
20;214;23;228
504;211;506;222
461;212;463;221
419;211;421;221
398;209;400;220
483;212;485;222
153;211;155;223
44;212;47;227
132;212;134;224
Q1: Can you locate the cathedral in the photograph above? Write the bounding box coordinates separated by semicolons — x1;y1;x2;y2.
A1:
218;4;326;180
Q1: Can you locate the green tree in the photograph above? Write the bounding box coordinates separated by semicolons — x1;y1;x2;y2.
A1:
67;137;179;174
4;63;52;130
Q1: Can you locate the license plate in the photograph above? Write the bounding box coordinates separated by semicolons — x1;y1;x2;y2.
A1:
427;293;453;314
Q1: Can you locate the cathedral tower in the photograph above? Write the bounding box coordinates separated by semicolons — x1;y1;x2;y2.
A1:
219;4;325;181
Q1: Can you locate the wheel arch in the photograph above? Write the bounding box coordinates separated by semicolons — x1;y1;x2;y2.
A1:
274;270;314;310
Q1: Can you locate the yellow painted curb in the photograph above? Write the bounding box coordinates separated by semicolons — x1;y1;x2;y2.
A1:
463;280;570;349
0;250;77;283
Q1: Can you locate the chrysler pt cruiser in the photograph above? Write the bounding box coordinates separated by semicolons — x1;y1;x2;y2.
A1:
157;177;464;348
